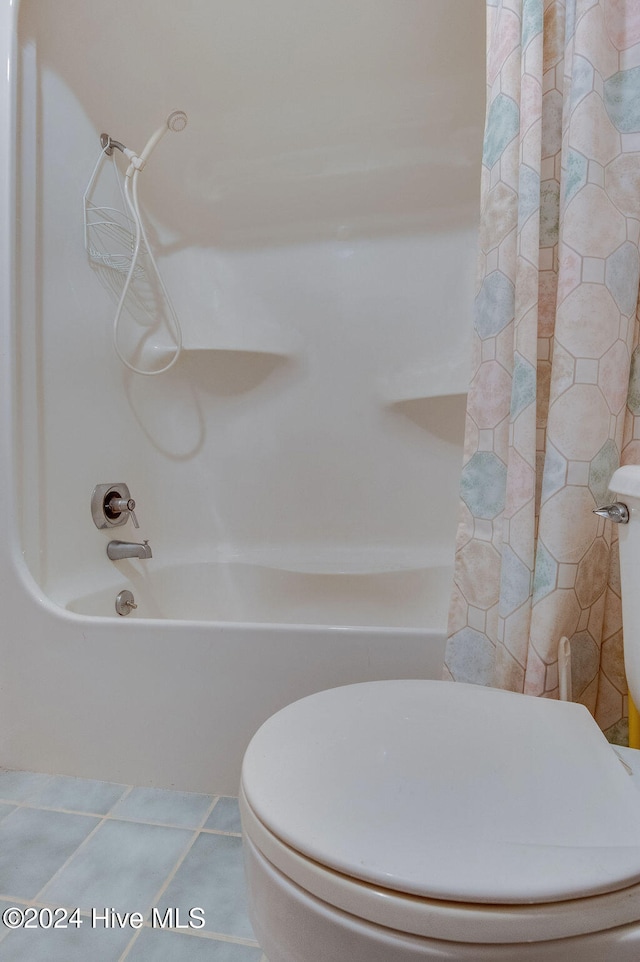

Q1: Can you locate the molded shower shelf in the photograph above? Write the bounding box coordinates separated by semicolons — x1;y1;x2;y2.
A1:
179;317;299;357
128;342;293;374
128;336;294;381
381;360;469;403
180;343;291;357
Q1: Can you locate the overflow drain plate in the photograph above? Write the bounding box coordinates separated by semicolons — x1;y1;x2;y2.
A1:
115;590;137;616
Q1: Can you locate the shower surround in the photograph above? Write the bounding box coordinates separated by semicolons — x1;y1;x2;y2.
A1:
0;0;484;791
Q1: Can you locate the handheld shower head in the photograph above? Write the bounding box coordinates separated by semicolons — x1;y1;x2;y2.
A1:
167;110;188;132
130;110;188;173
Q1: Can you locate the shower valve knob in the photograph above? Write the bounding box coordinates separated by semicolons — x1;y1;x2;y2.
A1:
91;483;140;529
107;497;139;528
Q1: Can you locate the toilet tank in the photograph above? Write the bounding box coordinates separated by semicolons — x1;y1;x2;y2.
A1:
609;465;640;708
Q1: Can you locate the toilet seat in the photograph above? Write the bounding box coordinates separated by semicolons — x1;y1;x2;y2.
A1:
241;680;640;945
241;784;640;944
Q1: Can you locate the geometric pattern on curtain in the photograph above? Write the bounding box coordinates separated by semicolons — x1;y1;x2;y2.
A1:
445;0;640;742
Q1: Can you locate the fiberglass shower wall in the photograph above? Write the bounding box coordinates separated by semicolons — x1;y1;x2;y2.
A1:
16;0;485;613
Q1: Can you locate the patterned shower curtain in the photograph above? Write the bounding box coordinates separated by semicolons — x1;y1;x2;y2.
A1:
445;0;640;741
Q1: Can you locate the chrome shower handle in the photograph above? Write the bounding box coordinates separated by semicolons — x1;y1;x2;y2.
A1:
107;496;139;528
92;484;140;530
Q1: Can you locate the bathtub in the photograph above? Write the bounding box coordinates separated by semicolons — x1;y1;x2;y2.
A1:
55;562;450;793
42;559;449;794
0;0;484;794
64;561;453;627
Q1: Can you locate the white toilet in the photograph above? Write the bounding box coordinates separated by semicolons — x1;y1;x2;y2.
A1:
240;465;640;961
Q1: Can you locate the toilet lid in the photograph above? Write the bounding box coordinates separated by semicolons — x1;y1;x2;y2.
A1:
241;680;640;905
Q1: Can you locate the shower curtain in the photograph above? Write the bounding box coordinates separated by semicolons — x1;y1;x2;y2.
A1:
445;0;640;741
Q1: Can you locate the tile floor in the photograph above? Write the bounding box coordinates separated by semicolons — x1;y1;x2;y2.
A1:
0;769;268;961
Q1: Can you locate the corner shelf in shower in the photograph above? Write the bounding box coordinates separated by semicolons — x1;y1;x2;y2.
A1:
380;360;469;404
131;342;294;374
179;344;291;357
178;323;299;358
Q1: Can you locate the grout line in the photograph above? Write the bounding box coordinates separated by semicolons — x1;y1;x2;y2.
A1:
31;814;110;904
0;800;113;816
0;800;240;833
142;829;201;917
0;783;133;815
118;929;144;962
117;925;262;962
127;925;261;946
0;779;255;957
119;796;231;960
16;788;140;908
200;827;242;837
117;825;203;962
109;784;135;811
147;928;260;946
153;928;260;946
195;795;220;832
0;895;93;917
117;923;145;961
0;772;55;799
0;798;32;812
0;788;238;807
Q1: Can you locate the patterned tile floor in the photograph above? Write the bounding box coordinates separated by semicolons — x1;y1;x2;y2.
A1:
0;769;267;961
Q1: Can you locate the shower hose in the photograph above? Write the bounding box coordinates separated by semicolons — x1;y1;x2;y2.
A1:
112;113;186;376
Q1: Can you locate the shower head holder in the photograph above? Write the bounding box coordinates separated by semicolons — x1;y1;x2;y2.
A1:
100;133;120;156
99;134;143;170
100;112;188;173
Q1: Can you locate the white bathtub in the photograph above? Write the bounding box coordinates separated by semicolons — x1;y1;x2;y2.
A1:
2;558;449;793
47;563;448;794
64;561;453;627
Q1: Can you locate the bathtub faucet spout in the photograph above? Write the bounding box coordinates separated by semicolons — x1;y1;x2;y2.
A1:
107;540;152;561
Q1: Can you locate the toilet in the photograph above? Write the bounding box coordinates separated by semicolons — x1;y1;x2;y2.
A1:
240;465;640;961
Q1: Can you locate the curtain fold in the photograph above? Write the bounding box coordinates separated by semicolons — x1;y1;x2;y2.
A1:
445;0;640;741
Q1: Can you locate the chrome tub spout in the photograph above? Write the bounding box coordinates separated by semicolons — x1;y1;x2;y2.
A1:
106;540;152;561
